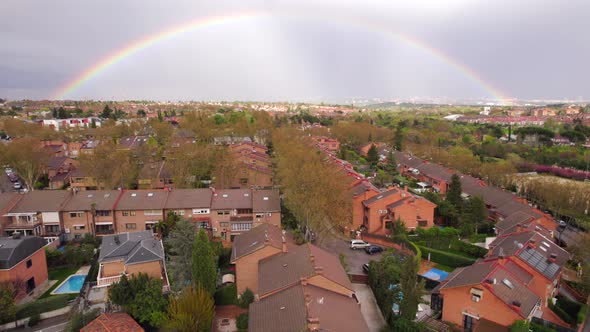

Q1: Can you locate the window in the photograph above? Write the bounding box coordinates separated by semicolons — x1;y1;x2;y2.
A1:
96;210;111;217
193;209;210;215
173;210;185;216
220;222;229;228
418;220;428;227
196;221;209;229
240;178;248;185
255;214;264;219
126;223;137;230
74;225;85;230
217;210;230;215
463;315;474;332
74;234;82;240
231;223;252;231
69;212;84;218
237;209;252;215
144;210;162;216
122;211;136;217
26;259;32;268
470;288;483;302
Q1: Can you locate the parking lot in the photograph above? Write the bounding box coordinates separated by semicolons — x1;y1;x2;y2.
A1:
319;236;384;274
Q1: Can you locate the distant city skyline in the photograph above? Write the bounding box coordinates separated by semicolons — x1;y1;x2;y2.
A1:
1;0;589;102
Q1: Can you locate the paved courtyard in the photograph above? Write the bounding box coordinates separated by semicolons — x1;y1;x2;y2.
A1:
353;284;387;332
318;236;384;274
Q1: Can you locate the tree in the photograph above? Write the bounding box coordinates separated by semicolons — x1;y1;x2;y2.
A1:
0;137;51;190
389;217;407;236
192;230;217;296
368;255;402;323
166;219;197;291
367;144;379;167
164;285;214;332
384;150;398;177
136;109;146;117
100;105;113;119
65;308;100;332
0;283;16;324
446;174;463;213
109;273;168;328
461;195;487;235
509;320;530;332
79;141;135;189
399;255;425;321
238;288;254;309
394;125;404;151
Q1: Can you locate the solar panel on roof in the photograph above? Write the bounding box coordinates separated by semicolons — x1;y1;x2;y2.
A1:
518;247;560;279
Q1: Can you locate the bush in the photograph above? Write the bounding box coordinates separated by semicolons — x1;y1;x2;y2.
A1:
214;284;237;305
236;313;248;331
418;245;476;268
238;288;254;309
293;229;305;245
28;313;40;326
16;294;74;319
65;308;101;332
449;240;487;258
45;248;64;268
578;304;588;325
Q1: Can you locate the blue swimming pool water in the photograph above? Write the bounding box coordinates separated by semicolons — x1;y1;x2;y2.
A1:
421;268;449;281
52;275;86;294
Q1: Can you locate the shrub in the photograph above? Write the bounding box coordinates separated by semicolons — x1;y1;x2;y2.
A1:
236;313;248;331
214;284;237;305
578;304;589;325
417;245;475;268
16;294;73;319
28;313;40;326
238;288;254;309
293;229;305;245
449;240;487;258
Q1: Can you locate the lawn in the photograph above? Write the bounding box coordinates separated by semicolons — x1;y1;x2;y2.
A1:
434;264;455;272
16;293;78;319
39;266;79;299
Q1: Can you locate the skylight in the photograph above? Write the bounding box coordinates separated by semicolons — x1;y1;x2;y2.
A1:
131;193;137;197
502;279;514;289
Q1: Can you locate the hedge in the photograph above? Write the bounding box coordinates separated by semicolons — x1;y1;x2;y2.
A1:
578;304;588;325
16;294;75;319
417;245;476;268
449;240;487;258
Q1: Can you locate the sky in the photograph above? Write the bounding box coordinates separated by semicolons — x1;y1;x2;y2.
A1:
1;0;589;103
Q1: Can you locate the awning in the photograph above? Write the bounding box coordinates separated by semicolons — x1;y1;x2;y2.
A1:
73;224;85;227
95;221;113;225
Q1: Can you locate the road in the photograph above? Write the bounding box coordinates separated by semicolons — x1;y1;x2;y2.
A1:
319;236;384;274
0;173;14;193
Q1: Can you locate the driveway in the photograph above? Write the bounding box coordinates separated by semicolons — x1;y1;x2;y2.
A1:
319;236;384;274
353;284;387;332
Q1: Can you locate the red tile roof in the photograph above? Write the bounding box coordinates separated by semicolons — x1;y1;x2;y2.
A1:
81;313;144;332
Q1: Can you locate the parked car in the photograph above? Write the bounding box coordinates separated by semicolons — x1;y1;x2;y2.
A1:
362;263;370;274
4;167;13;174
8;174;18;182
364;245;384;255
350;239;370;250
13;182;22;189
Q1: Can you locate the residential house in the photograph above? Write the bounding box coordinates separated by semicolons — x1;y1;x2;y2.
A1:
114;190;168;233
0;235;48;302
311;136;340;153
494;211;556;239
252;189;281;228
96;231;168;289
4;191;71;237
356;186;436;235
61;190;123;239
80;140;100;155
230;224;287;295
46;156;79;189
41;140;66;158
432;259;541;330
0;193;21;236
68;169;99;191
211;189;254;241
487;231;570;311
350;180;380;231
117;136;149;150
137;160;172;189
229;142;273;188
81;313;144;332
249;243;369;332
164;188;212;229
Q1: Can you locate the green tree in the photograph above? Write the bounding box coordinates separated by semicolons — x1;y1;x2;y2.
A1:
136;109;146;117
367;144;379;166
509;320;530;332
166;219;197;291
192;230;217;296
164;285;214;332
0;283;16;324
461;195;487;235
399;255;425;321
389;217;407;236
109;273;168;328
65;308;101;332
238;288;254;309
384;150;398;177
446;174;463;213
108;274;133;306
100;104;113;119
368;256;402;323
393;125;404;151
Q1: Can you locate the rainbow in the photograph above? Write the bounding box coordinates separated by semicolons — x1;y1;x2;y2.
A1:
53;11;509;101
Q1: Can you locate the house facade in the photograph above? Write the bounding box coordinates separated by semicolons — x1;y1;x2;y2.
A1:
3;191;70;237
0;235;48;302
96;231;168;289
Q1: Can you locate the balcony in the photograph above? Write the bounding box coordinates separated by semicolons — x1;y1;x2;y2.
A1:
96;229;115;235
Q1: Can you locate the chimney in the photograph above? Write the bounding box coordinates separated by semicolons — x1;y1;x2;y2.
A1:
528;239;536;248
307;317;320;331
549;253;558;263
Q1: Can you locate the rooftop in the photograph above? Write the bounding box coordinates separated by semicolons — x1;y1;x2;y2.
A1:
0;236;46;269
98;231;164;265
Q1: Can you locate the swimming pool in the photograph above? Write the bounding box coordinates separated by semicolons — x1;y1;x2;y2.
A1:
421;268;449;281
51;274;87;294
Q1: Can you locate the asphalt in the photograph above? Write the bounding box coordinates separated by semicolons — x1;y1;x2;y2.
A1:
353;284;387;332
319;236;384;274
0;172;15;193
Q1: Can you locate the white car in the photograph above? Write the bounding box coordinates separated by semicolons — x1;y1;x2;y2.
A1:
5;168;13;174
13;182;22;189
350;239;371;250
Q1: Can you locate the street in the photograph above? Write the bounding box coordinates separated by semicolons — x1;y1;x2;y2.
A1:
319;236;384;274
